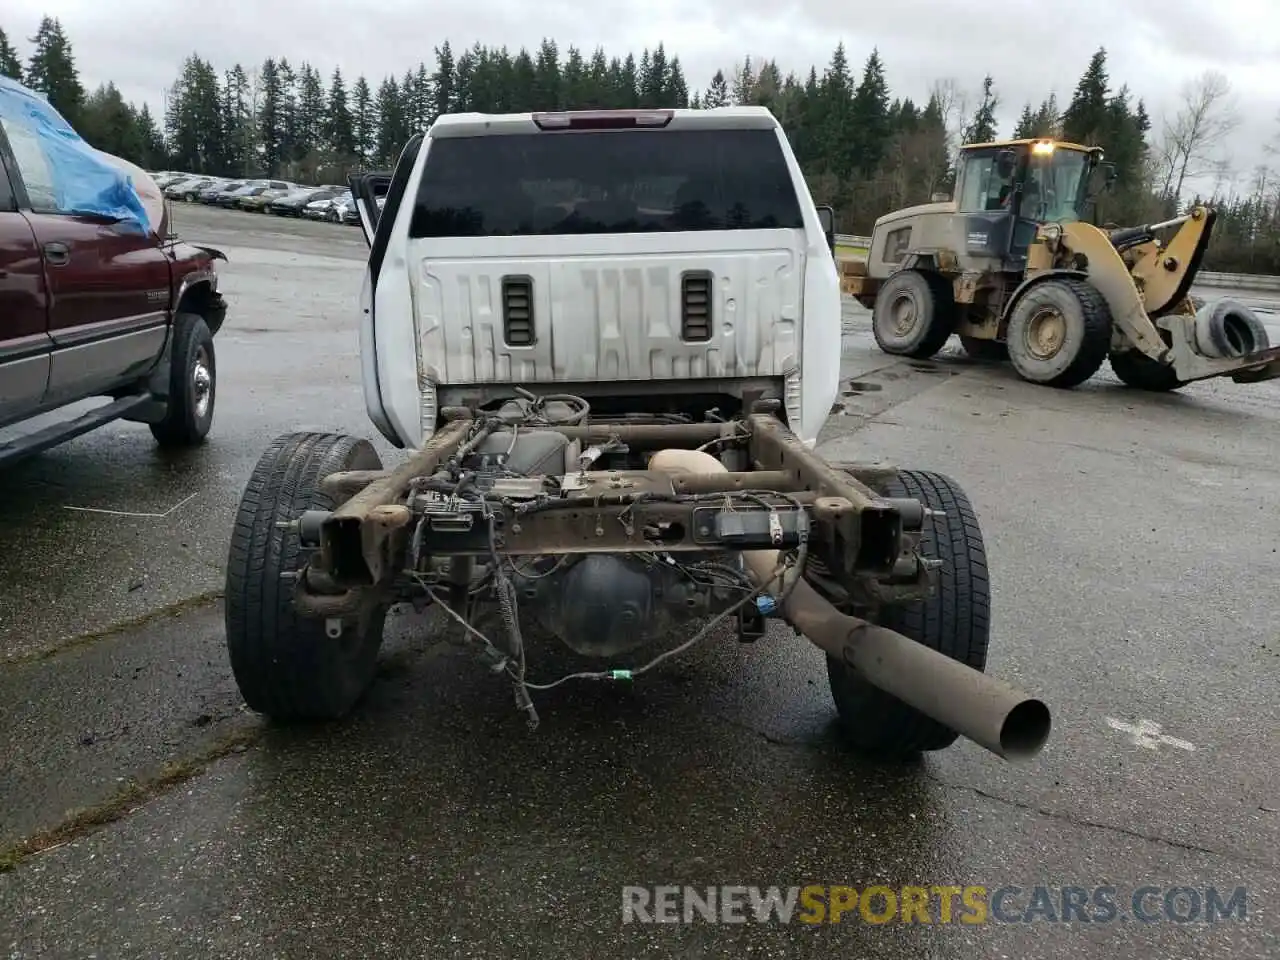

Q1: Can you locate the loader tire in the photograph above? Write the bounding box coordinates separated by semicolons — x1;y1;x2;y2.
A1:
1005;278;1112;388
1109;346;1186;392
825;469;990;759
225;431;388;722
871;269;956;360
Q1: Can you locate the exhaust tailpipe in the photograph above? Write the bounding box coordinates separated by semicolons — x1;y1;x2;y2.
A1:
773;577;1050;760
649;448;1051;761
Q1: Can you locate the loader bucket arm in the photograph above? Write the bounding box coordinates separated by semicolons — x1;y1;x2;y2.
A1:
1130;206;1215;316
1057;222;1170;362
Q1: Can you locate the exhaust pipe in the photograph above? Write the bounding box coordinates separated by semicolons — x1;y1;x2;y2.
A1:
649;449;1051;761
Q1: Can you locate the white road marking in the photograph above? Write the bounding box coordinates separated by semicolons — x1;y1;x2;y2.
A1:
62;491;199;519
1105;717;1196;752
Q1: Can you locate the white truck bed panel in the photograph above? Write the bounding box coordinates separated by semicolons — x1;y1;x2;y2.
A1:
411;247;802;385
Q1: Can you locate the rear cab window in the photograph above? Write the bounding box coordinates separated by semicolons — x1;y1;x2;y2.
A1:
408;118;806;239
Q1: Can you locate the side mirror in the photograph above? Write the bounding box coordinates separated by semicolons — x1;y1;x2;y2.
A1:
815;205;836;251
996;149;1017;178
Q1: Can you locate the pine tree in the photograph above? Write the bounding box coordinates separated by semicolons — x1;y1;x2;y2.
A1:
1061;48;1110;146
135;104;166;169
533;38;561;110
850;49;892;173
1030;94;1060;137
641;44;668;107
327;67;355;162
25;17;84;124
295;63;325;162
79;83;144;160
562;45;588;108
619;54;638;107
730;56;754;105
350;75;373;166
962;75;999;145
511;49;536;111
1013;104;1035;138
667;58;689;108
222;64;253;176
0;27;22;81
432;42;455;118
588;48;609;105
165;55;224;173
276;59;299;171
258;58;285;174
704;70;729;108
413;63;431;127
374;76;404;166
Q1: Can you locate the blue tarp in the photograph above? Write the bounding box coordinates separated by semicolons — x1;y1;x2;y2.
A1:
0;75;151;234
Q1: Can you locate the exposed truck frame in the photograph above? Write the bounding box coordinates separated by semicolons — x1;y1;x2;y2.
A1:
223;108;1053;765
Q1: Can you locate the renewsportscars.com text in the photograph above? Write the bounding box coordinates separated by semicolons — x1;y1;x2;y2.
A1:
621;884;1249;925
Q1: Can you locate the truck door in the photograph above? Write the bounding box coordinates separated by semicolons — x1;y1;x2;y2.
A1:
0;129;51;425
0;113;171;408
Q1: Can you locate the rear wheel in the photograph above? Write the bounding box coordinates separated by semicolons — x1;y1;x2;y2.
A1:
871;269;956;359
825;469;990;759
225;432;388;722
1005;278;1112;388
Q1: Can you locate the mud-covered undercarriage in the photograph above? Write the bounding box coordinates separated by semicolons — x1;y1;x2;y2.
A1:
224;390;1051;762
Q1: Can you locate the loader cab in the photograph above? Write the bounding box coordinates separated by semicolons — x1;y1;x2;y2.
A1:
954;139;1096;267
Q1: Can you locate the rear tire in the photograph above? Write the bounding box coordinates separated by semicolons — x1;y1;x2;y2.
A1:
225;432;388;722
1109;345;1186;392
825;469;991;759
150;312;215;447
871;269;956;359
1005;278;1112;388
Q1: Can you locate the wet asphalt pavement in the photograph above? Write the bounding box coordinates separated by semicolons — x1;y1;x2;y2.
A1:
1;205;1279;958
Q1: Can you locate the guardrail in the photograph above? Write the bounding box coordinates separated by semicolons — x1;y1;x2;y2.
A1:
1195;271;1280;293
833;235;1280;293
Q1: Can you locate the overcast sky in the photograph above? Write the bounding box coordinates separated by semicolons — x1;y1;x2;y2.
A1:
9;0;1279;190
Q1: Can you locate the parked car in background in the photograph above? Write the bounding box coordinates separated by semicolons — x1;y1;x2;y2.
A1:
267;186;345;216
165;177;219;201
151;172;189;189
239;185;297;213
226;185;270;208
201;180;244;203
304;191;357;222
0;76;228;465
218;179;293;209
208;181;255;206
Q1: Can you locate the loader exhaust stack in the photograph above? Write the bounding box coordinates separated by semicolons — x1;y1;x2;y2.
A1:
650;448;1052;762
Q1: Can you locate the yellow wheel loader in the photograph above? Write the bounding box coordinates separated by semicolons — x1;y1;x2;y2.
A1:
842;138;1280;390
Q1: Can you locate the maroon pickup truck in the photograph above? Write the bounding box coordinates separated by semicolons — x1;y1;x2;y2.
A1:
0;125;226;465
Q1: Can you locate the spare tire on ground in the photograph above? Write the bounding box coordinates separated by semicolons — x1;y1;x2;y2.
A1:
1193;298;1270;359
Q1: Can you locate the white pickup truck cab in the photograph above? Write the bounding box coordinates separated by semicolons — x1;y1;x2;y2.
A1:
350;106;843;448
